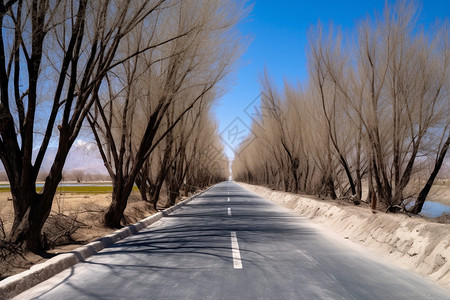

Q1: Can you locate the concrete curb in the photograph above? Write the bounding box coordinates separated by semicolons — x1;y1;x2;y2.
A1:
0;187;210;300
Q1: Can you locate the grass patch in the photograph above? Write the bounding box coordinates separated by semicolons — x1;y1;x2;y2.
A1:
54;186;114;193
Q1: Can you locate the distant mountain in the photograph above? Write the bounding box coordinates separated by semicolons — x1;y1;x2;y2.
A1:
0;139;107;175
45;140;107;174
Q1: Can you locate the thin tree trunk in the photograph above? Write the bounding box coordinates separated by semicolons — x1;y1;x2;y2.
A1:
149;179;164;210
136;161;149;202
410;134;450;214
328;175;337;200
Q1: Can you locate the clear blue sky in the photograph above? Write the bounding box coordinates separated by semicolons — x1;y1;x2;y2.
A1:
214;0;449;160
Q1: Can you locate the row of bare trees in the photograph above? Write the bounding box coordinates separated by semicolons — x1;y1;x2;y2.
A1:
0;0;242;251
233;1;449;213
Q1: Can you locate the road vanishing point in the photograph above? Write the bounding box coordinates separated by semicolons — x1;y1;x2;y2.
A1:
14;182;450;299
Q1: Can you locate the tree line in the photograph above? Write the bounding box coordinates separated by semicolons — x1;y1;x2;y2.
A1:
0;0;243;252
233;1;449;214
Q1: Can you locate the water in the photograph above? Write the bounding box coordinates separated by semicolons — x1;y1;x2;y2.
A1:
417;201;450;218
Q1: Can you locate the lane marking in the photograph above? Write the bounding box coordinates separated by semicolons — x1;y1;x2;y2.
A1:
295;249;318;265
227;197;230;202
228;208;231;216
230;231;243;269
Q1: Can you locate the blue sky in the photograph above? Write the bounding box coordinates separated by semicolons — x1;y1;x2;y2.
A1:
215;0;449;159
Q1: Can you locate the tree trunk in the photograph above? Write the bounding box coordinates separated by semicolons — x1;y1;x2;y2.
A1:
339;154;357;196
104;180;135;228
303;162;310;193
165;165;180;207
292;168;299;194
168;190;179;207
184;181;189;197
136;162;149;202
149;177;165;210
326;175;337;200
8;143;68;252
284;175;289;192
366;161;374;204
372;153;392;207
410;134;450;214
371;192;377;211
9;185;61;252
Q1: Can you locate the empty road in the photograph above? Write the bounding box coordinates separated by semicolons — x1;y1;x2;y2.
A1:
15;182;450;299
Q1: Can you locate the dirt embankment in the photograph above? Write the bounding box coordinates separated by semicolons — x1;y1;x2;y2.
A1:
239;183;450;288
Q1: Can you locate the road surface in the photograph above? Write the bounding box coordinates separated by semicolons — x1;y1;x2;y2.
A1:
14;181;450;299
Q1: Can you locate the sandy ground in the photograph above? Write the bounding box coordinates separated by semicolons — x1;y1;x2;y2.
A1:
239;182;450;289
0;190;180;280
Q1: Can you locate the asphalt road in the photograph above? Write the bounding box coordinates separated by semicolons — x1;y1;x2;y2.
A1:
14;181;450;299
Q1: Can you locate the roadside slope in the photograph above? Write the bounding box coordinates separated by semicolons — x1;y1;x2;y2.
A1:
239;182;450;289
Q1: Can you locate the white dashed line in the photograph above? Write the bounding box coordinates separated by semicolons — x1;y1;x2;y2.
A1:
230;231;243;269
227;197;230;202
228;208;231;216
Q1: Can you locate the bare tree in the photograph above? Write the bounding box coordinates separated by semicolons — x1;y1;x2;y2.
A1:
259;72;300;193
143;101;228;209
351;2;447;209
307;24;363;202
68;169;85;183
88;0;244;227
234;1;448;214
0;0;171;251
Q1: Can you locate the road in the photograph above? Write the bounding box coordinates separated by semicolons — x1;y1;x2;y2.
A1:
15;181;450;299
